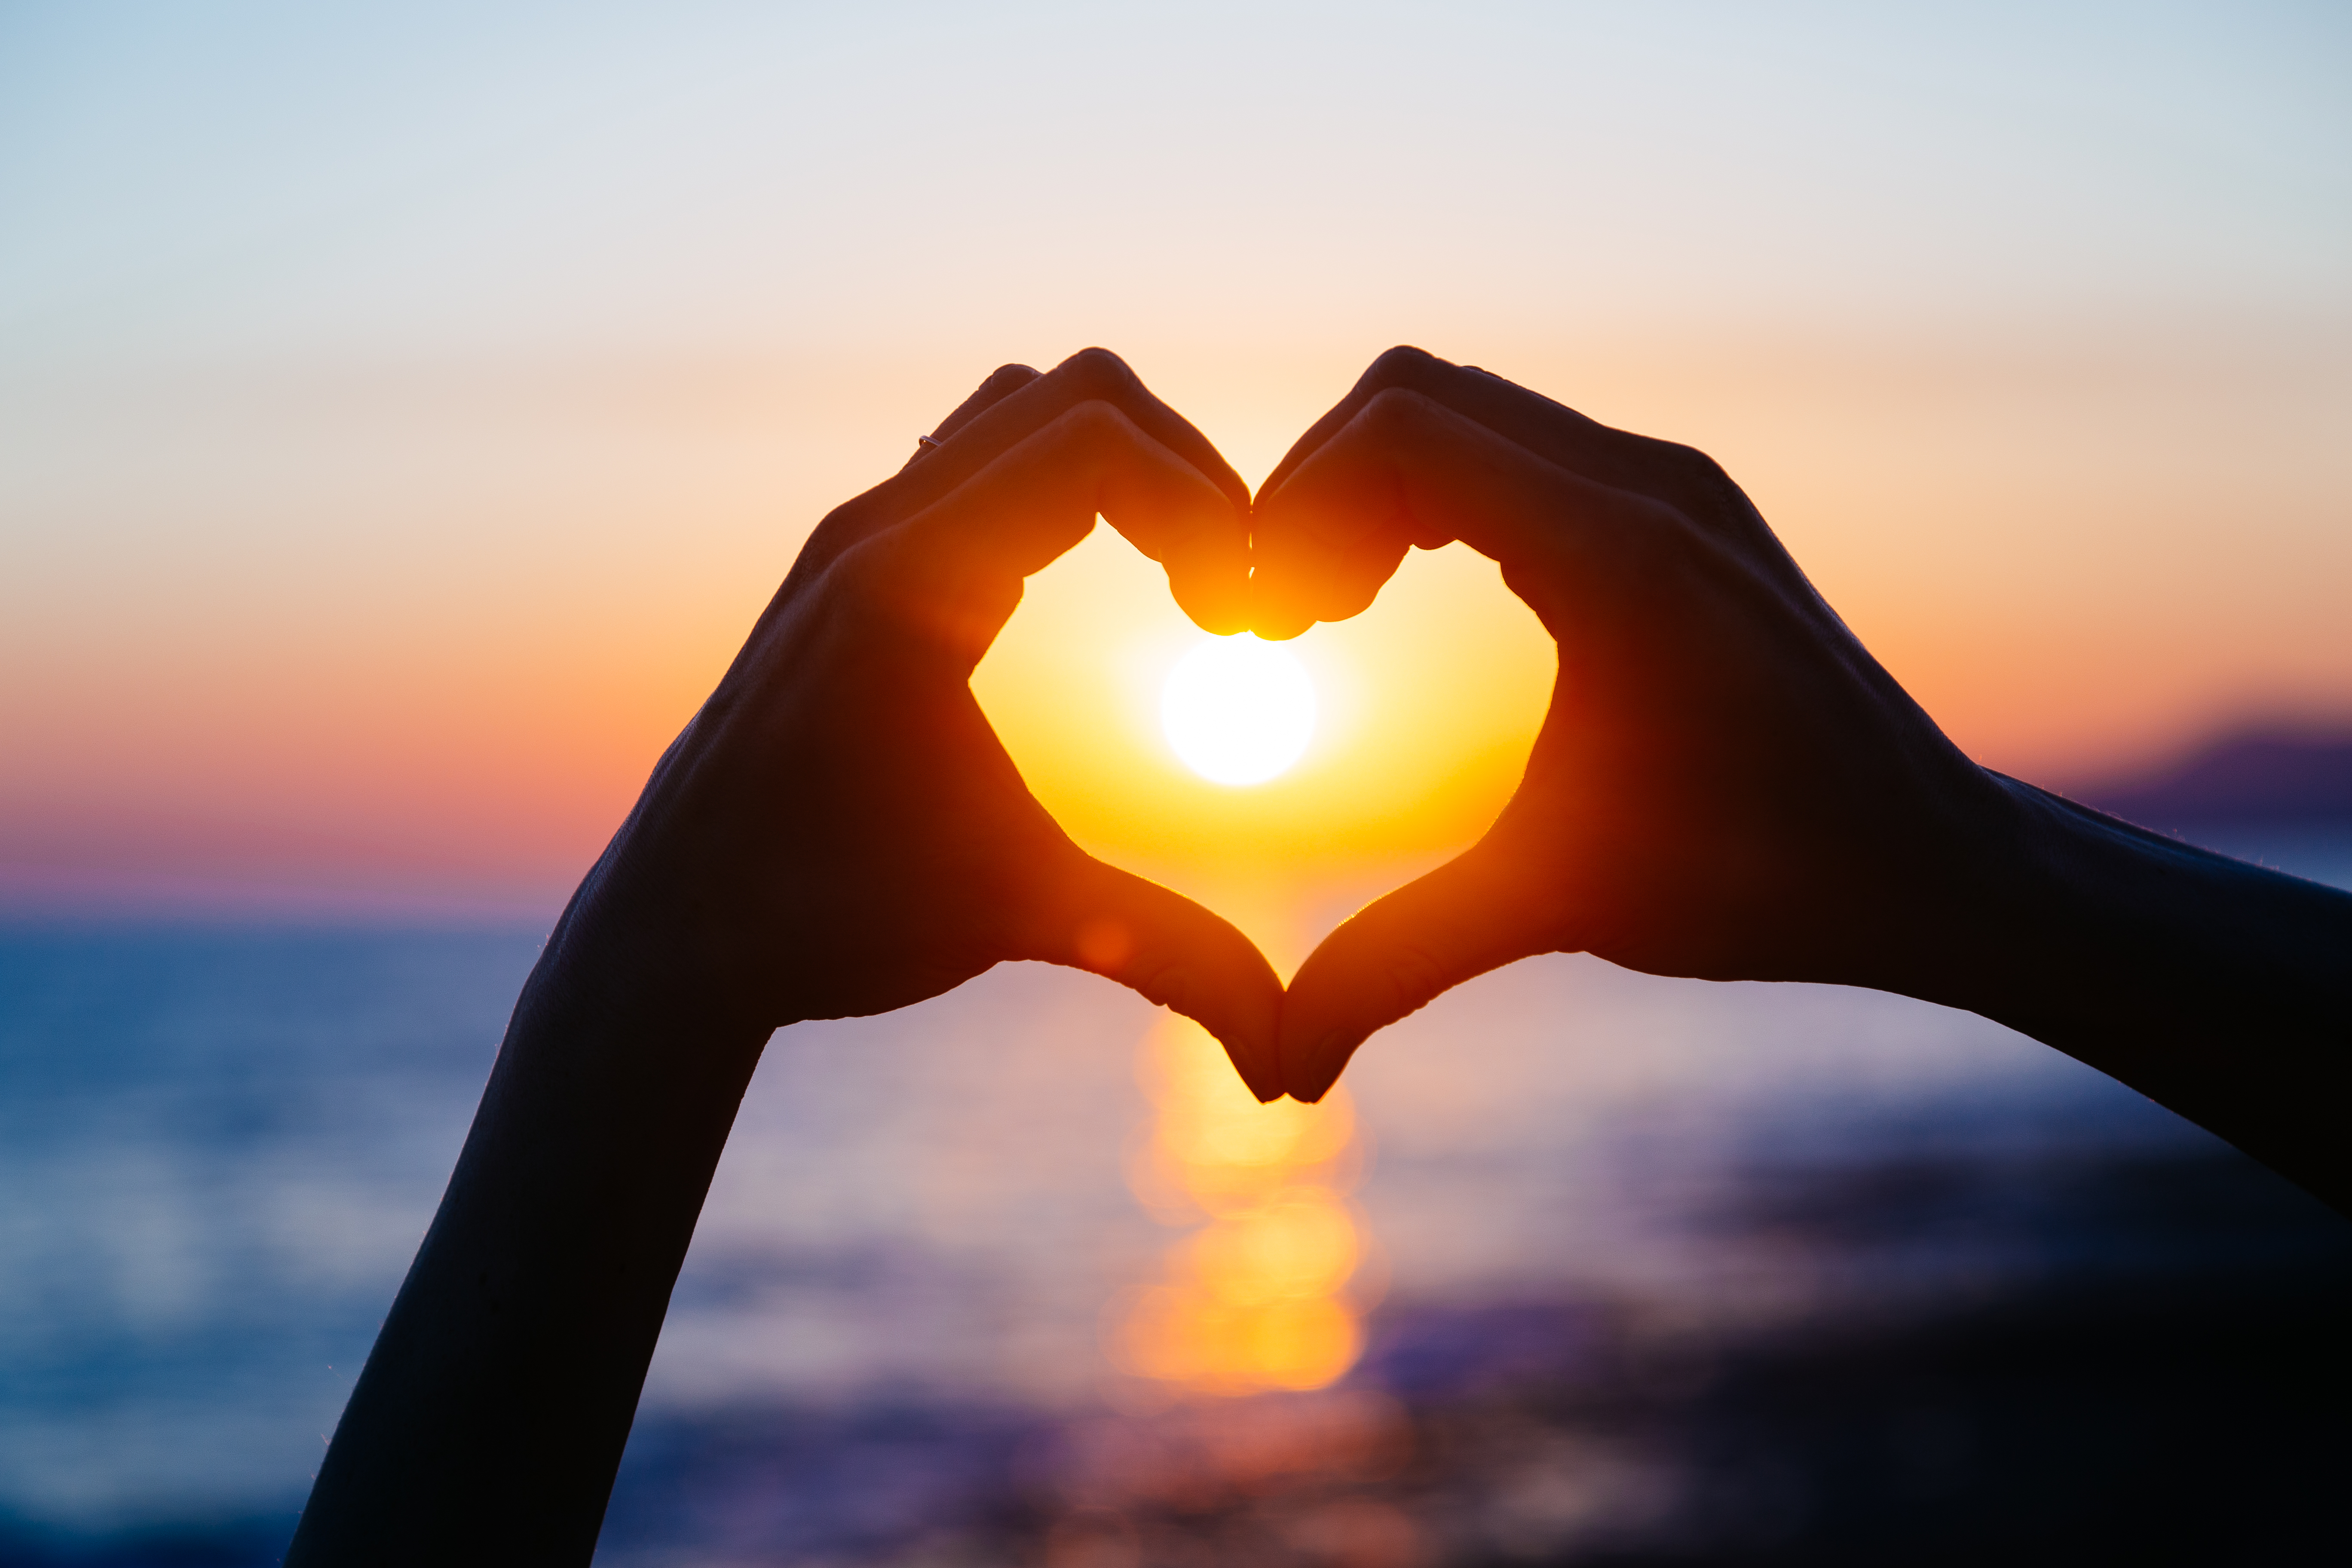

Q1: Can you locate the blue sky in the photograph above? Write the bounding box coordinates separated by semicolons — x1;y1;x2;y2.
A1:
5;2;2345;364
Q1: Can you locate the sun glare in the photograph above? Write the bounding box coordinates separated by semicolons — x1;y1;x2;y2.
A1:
1119;1017;1366;1393
1160;636;1317;786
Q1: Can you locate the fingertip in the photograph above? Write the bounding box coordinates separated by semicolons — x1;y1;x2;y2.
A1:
1165;529;1252;635
1274;964;1360;1099
1095;955;1280;1102
1248;607;1317;641
1120;927;1287;1101
1243;576;1318;640
1164;495;1254;637
1036;857;1285;1100
1275;929;1416;1099
1225;1033;1286;1104
1097;424;1250;635
1211;974;1288;1104
1189;1002;1283;1105
1280;1027;1363;1104
1175;581;1251;637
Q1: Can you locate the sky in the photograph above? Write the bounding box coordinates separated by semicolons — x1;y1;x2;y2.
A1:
1;1;2347;919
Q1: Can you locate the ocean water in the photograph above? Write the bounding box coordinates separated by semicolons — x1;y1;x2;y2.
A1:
2;833;2349;1565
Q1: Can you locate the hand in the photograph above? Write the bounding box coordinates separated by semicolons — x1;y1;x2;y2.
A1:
289;350;1291;1565
1250;347;2012;1101
560;346;1286;1094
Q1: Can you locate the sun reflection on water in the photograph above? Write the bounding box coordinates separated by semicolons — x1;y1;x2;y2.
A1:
1116;1015;1372;1393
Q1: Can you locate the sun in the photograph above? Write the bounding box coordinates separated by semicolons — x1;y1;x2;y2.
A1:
1160;636;1317;786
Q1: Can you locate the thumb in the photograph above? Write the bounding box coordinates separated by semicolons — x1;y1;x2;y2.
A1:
1280;842;1559;1102
1009;851;1286;1102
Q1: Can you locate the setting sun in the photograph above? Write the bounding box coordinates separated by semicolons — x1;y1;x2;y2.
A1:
1160;636;1318;786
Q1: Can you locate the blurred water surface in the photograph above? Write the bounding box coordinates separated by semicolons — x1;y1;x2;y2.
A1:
1;833;2348;1564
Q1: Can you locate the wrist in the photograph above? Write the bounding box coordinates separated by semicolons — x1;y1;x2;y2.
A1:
1819;753;2050;1018
1927;769;2352;1078
533;835;785;1053
1925;771;2110;1034
1908;768;2247;1040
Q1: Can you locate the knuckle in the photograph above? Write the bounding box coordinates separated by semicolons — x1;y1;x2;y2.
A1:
824;533;900;613
1383;945;1450;1016
815;533;1015;664
1614;501;1715;590
792;499;873;565
1609;482;1691;532
1058;397;1130;445
1060;346;1139;398
1623;435;1749;521
1366;343;1443;389
1358;384;1433;442
1647;437;1732;488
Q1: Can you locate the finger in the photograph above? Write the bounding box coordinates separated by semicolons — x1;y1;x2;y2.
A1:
866;399;1249;658
1257;345;1681;512
919;352;1249;633
1278;839;1561;1102
1250;385;1652;638
1008;849;1286;1102
1243;400;1421;639
804;349;1252;627
900;362;1041;471
945;347;1249;518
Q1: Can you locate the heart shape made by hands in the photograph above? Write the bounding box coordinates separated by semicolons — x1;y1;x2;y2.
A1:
974;516;1554;968
895;346;1975;1111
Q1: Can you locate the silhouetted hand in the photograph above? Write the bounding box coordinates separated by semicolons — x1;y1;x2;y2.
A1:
289;349;1284;1567
1250;348;2352;1200
570;349;1283;1089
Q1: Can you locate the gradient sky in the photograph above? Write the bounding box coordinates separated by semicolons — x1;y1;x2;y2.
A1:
2;1;2347;916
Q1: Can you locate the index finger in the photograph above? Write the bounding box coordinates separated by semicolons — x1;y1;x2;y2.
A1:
1250;385;1661;639
801;349;1253;631
1257;345;1696;511
898;362;1041;471
861;397;1252;661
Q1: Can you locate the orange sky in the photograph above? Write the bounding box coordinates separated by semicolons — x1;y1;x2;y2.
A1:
2;7;2346;916
5;327;2345;920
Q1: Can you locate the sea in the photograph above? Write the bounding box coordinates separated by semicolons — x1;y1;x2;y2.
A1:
3;833;2349;1566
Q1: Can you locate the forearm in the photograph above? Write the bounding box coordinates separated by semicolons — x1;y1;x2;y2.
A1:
1932;772;2352;1210
288;894;772;1565
277;351;1271;1560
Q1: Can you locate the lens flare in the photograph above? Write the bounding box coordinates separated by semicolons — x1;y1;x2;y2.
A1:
1160;637;1317;786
